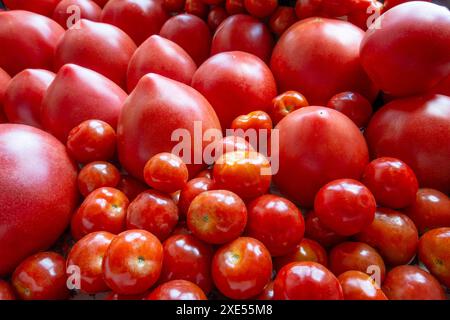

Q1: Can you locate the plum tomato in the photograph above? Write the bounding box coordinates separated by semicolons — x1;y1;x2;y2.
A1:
187;190;247;244
207;6;229;31
116;174;148;201
304;211;347;248
256;281;274;300
269;6;297;37
271;90;309;125
212;237;272;300
103;230;163;295
0;280;15;300
326;91;373;128
338;271;387;300
53;0;102;29
78;161;121;197
147;280;206;300
12;252;69;300
244;0;278;18
163;0;186;12
184;0;209;19
178;177;215;218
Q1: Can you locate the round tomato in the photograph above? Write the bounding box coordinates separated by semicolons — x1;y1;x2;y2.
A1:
226;0;246;15
338;271;387;300
53;0;102;29
271;91;309;125
184;0;209;18
147;280;206;300
0;280;15;300
77;161;121;197
244;0;278;18
269;6;297;36
326;91;373;128
256;281;274;300
207;6;228;31
273;238;328;271
304;211;347;248
163;0;185;12
178;177;215;217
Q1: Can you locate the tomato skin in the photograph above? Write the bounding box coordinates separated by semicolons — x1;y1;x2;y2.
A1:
0;280;15;300
116;174;148;202
185;0;209;19
212;237;272;300
274;238;328;271
77;161;121;197
418;228;450;288
383;0;430;11
338;271;387;300
271;91;309;125
53;0;102;29
67;231;115;294
244;0;278;18
0;124;78;276
0;11;64;76
226;0;246;15
360;2;450;97
326;91;373;128
231;110;273;133
207;6;228;31
12;252;69;300
256;281;274;300
269;6;297;37
274;261;344;300
366;94;450;195
147;280;206;300
3;0;61;17
0;68;10;119
3;69;55;129
178;177;215;217
304;211;347;248
93;0;109;7
163;0;186;12
382;265;446;300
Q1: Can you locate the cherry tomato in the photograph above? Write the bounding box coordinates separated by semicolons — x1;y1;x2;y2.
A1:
147;280;206;300
294;0;322;20
103;230;163;295
163;0;186;12
256;281;274;300
178;177;215;217
12;252;69;300
126;190;179;242
212;237;272;300
67;231;115;294
3;0;61;17
77;161;121;197
338;271;387;300
185;0;209;19
187;190;247;244
304;211;347;248
207;6;228;31
231;110;273;133
210;135;254;164
53;0;102;29
326;91;373;128
271;90;309;125
274;261;343;300
0;280;15;300
273;238;328;271
244;0;278;18
116;174;148;201
269;6;297;37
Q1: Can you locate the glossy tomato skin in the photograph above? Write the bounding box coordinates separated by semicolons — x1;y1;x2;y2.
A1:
3;0;60;16
211;14;274;64
247;195;305;257
210;135;254;163
256;281;274;300
418;228;450;288
77;161;121;197
271;91;309;125
53;0;102;29
0;11;64;76
12;252;69;300
116;174;148;202
226;0;246;15
0;124;78;276
185;0;209;19
382;265;446;300
304;211;347;248
147;280;206;300
212;237;272;300
208;6;229;31
103;230;163;295
294;0;322;20
274;107;369;208
42;64;127;142
338;271;387;300
93;0;108;7
3;69;55;129
269;6;297;37
383;0;430;11
67;231;115;293
274;261;344;300
231;110;273;133
163;0;185;12
244;0;278;18
178;177;215;217
366;94;450;195
0;280;15;300
326;91;373;128
355;208;418;266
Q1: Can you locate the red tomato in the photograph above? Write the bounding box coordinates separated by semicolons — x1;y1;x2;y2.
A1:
338;271;387;300
274;261;343;300
42;64;127;142
171;220;192;236
147;280;206;300
192;51;277;129
77;161;121;197
225;0;246;15
355;208;418;266
101;0;169;46
304;211;347;248
196;169;213;180
117;73;221;180
3;0;60;16
347;0;383;31
116;174;148;201
366;94;450;195
53;0;102;29
0;11;64;76
404;188;450;234
244;0;278;18
383;0;430;11
256;281;274;300
126;190;179;241
178;177;215;217
0;124;78;276
0;68;10;119
185;0;209;19
210;135;254;163
92;0;108;7
247;195;305;256
3;69;55;129
211;14;274;64
271;18;377;106
271;90;309;125
12;252;69;300
326;91;373;128
163;0;186;12
0;280;15;300
231;110;273;134
418;228;450;288
294;0;322;20
274;107;369;208
382;265;446;300
103;230;163;295
67;231;115;293
269;6;297;37
273;238;328;271
212;237;272;299
71;187;128;240
207;6;228;31
187;190;247;244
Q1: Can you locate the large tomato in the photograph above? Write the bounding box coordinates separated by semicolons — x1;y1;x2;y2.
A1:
366;94;450;195
117;73;222;180
270;18;377;105
0;124;78;276
360;2;450;97
3;0;61;17
0;11;64;76
274;107;369;208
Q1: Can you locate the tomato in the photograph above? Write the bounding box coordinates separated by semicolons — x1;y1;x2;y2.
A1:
207;6;228;31
0;11;64;76
105;292;147;300
225;0;246;15
326;91;373;128
3;69;55;129
347;0;383;31
196;169;213;180
147;280;206;300
274;261;343;300
418;228;450;288
77;161;121;197
383;0;430;11
117;73;221;181
103;230;163;295
274;107;369;208
328;242;386;282
361;2;449;97
53;0;102;29
187;190;247;244
93;0;108;7
247;195;305;257
404;189;450;234
355;208;418;266
271;91;309;125
192;51;277;129
366;94;450;195
273;238;328;271
382;265;446;300
71;187;128;240
185;0;209;19
178;177;215;217
338;271;387;300
210;135;254;163
101;0;169;46
3;0;60;16
126;190;179;241
294;0;322;20
42;64;127;142
304;211;347;248
0;68;10;120
231;110;273;145
0;280;15;300
269;6;297;37
163;0;186;12
0;124;78;276
211;14;274;64
212;237;272;300
116;174;148;201
256;281;274;300
67;231;115;294
172;220;192;236
12;252;69;300
244;0;278;18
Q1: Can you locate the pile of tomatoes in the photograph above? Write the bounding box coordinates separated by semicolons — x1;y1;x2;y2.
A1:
0;0;449;301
